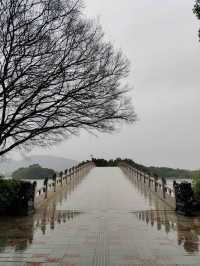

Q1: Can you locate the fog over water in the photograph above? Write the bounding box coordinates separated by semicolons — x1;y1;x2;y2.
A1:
11;0;200;169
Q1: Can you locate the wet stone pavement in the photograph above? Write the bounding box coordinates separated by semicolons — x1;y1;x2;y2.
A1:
0;167;200;266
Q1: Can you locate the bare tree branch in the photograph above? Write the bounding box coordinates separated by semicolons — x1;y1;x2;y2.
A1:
0;0;136;157
193;0;200;40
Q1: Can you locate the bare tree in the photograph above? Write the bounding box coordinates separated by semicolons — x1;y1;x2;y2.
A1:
194;0;200;40
0;0;136;157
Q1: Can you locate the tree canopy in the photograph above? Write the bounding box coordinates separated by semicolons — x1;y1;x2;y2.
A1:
92;158;121;167
0;0;136;157
12;164;55;179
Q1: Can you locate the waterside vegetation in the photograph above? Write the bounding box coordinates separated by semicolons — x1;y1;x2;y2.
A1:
192;176;200;199
0;179;35;215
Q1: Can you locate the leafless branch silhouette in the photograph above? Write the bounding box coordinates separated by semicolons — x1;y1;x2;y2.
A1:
0;0;136;156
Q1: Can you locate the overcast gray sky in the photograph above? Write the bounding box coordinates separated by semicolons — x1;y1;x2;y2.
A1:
18;0;200;169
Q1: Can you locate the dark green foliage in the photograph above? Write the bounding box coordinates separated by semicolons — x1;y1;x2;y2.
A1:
92;158;122;167
12;164;55;180
147;167;191;179
0;179;21;210
192;176;200;198
0;179;35;215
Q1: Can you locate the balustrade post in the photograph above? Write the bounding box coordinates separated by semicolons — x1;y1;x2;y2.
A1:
52;173;57;192
153;174;158;193
71;167;73;178
33;181;37;208
69;168;71;181
148;175;151;188
59;171;63;186
161;177;166;199
65;169;68;184
43;177;48;199
154;180;157;192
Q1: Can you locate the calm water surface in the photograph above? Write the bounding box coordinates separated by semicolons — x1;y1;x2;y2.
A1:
0;167;200;266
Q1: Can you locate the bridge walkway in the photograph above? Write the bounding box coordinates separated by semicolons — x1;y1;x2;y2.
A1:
0;167;200;265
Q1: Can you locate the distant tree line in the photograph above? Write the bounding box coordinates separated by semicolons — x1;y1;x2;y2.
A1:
92;158;152;172
11;160;91;180
92;158;120;167
10;158;198;180
122;159;198;179
12;164;55;180
92;158;196;179
147;167;193;179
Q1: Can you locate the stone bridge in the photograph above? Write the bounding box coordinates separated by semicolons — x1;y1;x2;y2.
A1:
0;165;200;266
119;162;176;210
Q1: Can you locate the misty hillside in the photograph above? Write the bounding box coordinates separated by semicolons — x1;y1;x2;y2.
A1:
0;155;77;175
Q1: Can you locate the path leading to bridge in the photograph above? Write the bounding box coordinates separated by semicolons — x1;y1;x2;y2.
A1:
0;167;200;266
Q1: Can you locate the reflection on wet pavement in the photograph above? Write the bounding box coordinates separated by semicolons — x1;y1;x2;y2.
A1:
0;167;200;265
135;209;200;254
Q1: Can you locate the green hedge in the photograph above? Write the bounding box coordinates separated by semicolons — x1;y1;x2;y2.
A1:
192;176;200;199
0;180;21;210
0;179;35;215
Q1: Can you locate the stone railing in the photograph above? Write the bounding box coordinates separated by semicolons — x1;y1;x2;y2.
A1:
34;161;95;209
119;162;176;209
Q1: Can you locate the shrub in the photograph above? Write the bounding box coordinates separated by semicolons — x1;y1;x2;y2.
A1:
0;179;35;215
192;176;200;198
0;180;21;211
